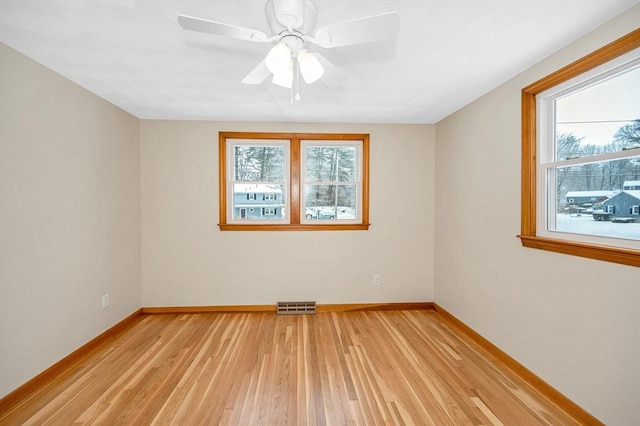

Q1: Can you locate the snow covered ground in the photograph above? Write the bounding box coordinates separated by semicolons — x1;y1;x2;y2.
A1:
556;213;640;240
305;207;356;220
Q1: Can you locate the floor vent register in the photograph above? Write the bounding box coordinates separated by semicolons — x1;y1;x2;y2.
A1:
276;301;317;315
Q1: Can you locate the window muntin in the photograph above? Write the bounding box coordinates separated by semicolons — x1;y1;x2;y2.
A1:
301;141;361;223
520;29;640;266
219;132;370;231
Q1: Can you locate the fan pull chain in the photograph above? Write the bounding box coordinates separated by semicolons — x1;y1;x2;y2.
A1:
293;58;301;103
290;61;294;104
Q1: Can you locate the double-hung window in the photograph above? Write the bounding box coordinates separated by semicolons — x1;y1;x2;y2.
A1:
520;29;640;266
219;132;370;231
226;139;289;224
301;141;362;224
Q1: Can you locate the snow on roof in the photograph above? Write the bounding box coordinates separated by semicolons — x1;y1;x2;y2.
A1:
565;190;615;198
232;204;286;208
234;184;282;193
623;180;640;188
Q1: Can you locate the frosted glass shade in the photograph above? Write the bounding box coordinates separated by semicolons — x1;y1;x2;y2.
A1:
265;43;292;74
298;50;324;84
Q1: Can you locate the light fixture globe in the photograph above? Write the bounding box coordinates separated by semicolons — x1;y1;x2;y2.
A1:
265;34;313;89
265;42;291;74
272;62;294;89
297;50;324;84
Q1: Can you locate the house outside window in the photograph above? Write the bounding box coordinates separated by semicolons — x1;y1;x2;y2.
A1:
520;29;640;267
624;180;640;190
219;132;370;231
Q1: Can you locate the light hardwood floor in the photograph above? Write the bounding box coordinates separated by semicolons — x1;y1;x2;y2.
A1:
0;310;582;425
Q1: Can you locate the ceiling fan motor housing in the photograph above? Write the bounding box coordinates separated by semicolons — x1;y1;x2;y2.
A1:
265;0;317;34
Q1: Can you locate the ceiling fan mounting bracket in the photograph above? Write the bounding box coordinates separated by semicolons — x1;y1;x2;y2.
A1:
265;0;317;36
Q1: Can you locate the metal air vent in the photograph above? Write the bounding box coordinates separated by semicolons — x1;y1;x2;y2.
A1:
276;301;316;315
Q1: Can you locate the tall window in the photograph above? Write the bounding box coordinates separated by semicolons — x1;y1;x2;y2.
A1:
228;140;288;224
520;29;640;267
301;141;361;224
219;132;370;231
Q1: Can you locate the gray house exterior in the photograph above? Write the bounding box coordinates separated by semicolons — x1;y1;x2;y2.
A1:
601;190;640;218
233;184;285;220
565;190;614;206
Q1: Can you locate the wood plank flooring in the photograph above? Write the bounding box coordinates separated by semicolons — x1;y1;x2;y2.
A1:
0;310;581;425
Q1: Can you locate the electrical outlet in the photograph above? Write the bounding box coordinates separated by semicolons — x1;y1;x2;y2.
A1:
102;294;110;309
373;275;380;286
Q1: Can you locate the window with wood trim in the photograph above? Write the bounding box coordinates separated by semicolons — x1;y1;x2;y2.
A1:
219;132;370;231
520;29;640;267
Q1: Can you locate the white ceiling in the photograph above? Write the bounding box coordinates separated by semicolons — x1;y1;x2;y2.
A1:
0;1;638;124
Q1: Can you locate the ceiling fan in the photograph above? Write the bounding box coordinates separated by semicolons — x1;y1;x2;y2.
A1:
177;0;399;92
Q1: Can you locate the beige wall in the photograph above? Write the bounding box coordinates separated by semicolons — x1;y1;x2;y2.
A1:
1;6;637;422
0;44;141;398
140;121;435;307
434;6;640;426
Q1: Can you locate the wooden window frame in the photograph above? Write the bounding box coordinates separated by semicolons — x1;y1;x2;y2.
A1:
519;28;640;267
219;132;370;231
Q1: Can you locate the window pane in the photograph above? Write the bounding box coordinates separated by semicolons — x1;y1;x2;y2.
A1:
305;184;357;220
234;145;285;181
232;183;286;220
553;158;640;240
305;146;356;182
555;66;640;161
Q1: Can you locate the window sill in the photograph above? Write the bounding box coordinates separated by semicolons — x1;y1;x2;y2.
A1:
219;223;371;231
518;235;640;267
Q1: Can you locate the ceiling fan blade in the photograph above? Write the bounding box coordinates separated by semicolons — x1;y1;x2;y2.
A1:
313;11;399;48
241;60;272;85
178;15;271;43
312;53;347;86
